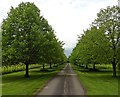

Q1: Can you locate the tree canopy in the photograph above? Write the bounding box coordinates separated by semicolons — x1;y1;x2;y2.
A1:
70;6;120;77
2;2;67;77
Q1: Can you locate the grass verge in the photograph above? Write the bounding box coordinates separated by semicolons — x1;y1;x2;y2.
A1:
2;64;65;97
72;64;119;96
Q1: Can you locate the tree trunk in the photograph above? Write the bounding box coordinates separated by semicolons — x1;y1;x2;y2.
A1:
111;43;117;77
24;63;29;77
118;63;120;70
50;63;52;69
85;65;88;69
93;64;96;70
43;64;45;70
112;61;117;78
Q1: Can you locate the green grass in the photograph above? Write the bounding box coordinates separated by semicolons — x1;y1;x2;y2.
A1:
2;64;64;96
72;64;119;96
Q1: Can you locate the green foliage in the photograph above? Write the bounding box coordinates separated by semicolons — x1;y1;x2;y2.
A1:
2;2;42;65
70;27;109;65
2;2;67;76
70;6;120;77
93;6;120;77
93;6;120;65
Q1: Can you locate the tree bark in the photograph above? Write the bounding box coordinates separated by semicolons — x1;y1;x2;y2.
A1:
43;64;45;70
24;63;29;77
85;65;88;69
50;63;52;69
93;64;96;70
112;60;117;77
111;42;117;77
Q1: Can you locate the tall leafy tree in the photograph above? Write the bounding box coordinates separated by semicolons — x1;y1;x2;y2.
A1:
70;6;120;77
2;2;67;76
38;17;67;69
70;27;109;69
2;2;42;77
93;6;120;77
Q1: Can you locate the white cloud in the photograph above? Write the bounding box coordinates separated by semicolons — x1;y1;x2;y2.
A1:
37;0;117;49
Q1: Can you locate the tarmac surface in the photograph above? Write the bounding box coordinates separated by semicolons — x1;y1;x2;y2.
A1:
36;63;86;97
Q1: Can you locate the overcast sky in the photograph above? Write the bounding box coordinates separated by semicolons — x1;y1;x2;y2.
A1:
0;0;118;57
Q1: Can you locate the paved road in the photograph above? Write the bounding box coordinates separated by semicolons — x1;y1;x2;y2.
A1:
36;63;86;97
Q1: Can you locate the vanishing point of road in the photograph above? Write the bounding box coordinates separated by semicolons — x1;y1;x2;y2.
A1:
36;63;86;97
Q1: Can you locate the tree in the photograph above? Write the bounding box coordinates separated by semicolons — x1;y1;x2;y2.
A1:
37;16;67;69
70;6;120;77
2;2;67;76
40;29;66;69
2;2;42;77
70;27;109;69
93;6;120;77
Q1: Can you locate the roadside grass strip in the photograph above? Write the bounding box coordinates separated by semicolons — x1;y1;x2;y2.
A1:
2;64;64;96
72;64;119;96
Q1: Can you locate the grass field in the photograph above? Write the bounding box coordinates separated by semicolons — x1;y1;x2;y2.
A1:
73;66;118;95
2;64;64;97
72;64;119;96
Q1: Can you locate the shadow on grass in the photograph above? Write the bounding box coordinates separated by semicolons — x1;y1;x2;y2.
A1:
53;65;58;67
40;68;56;72
31;69;56;73
2;70;57;84
79;68;113;73
3;65;64;84
75;67;120;79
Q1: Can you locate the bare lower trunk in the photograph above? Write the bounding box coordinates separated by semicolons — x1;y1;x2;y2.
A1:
24;63;29;77
112;58;117;77
85;65;88;69
50;63;52;68
93;64;96;70
112;63;117;77
43;64;45;70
